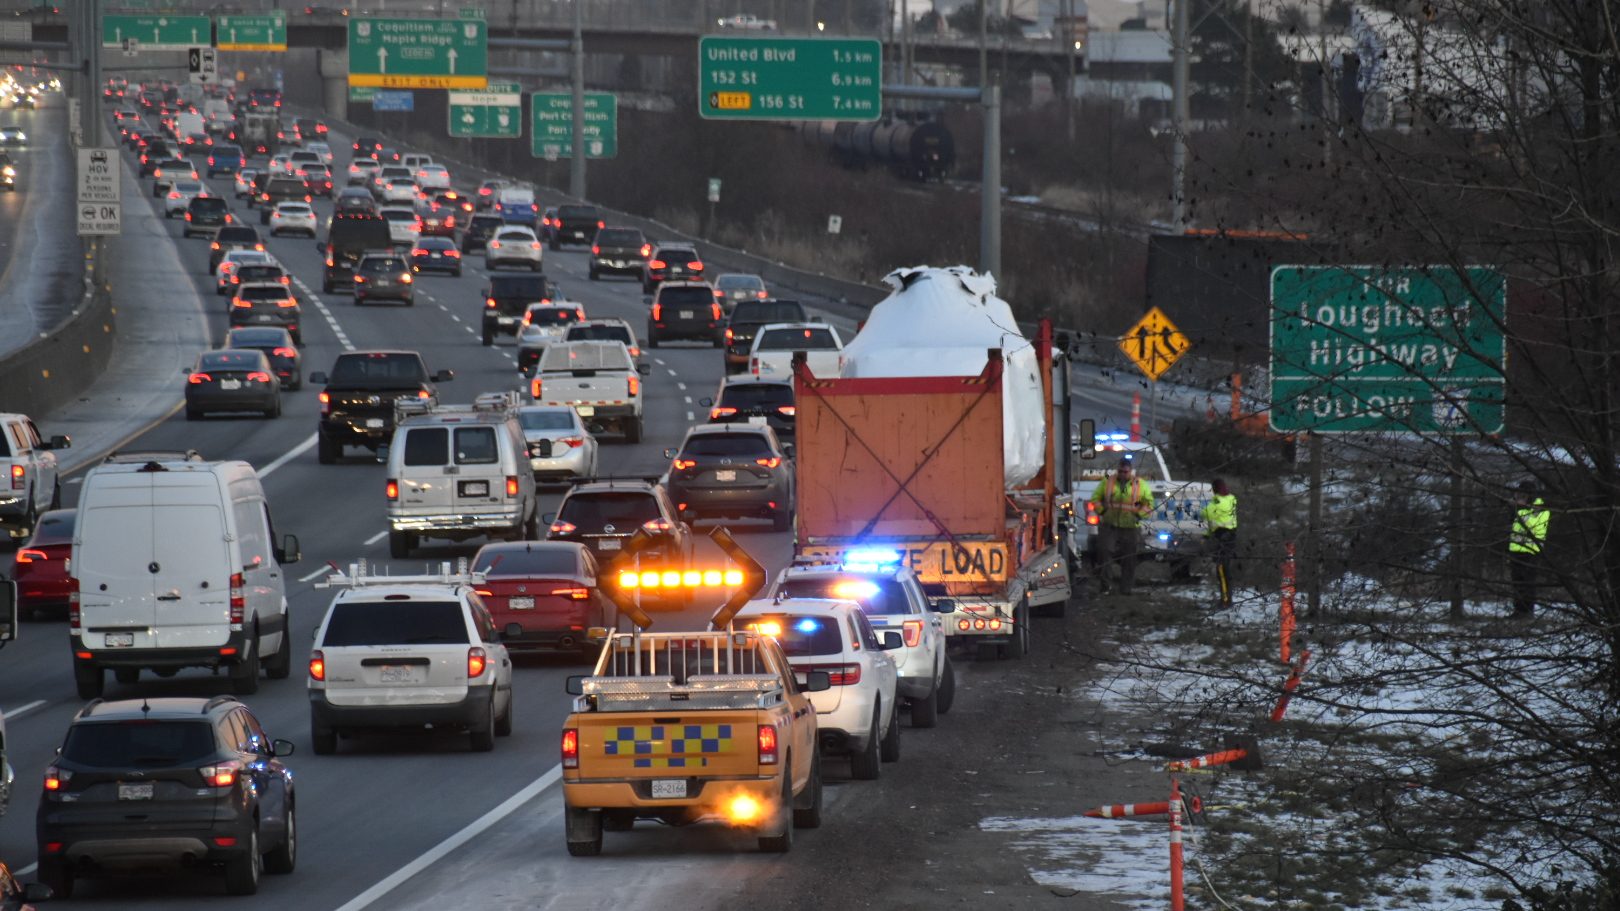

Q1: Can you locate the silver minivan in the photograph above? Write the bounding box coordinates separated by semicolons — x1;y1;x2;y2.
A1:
385;393;540;559
70;451;300;698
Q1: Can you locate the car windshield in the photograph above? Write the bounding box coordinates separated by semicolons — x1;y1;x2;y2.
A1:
775;577;917;617
218;227;259;243
276;204;311;214
360;259;408;273
759;327;839;350
559;206;597;219
227;328;287;347
472;546;580;577
237;266;284;282
30;509;77;545
739;614;843;657
657;249;698;262
681;433;772;457
566;325;632;345
496;230;533;241
240;286;290;302
659;286;715;307
518;409;578;432
472;216;504;229
489;276;549;297
172;181;202;193
732;302;805;323
382;210;416;222
596;229;640;245
327;353;428;387
720;383;793;408
538;343;631;372
718;276;763;291
526;307;581;326
62;721;218;769
557;492;660;529
191;198;227;211
321;601;470;647
199;351;263;370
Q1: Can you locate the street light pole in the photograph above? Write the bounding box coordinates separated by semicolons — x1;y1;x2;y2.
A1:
568;0;586;199
1171;0;1190;227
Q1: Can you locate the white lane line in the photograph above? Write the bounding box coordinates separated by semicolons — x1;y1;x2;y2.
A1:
259;434;317;478
2;699;46;720
666;370;678;378
449;314;460;322
334;766;562;911
653;358;666;366
297;565;331;583
12;864;33;878
437;303;448;311
686;411;695;421
683;396;692;404
291;277;356;352
365;530;388;545
676;382;686;391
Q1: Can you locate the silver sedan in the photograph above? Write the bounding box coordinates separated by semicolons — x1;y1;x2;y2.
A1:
517;405;598;485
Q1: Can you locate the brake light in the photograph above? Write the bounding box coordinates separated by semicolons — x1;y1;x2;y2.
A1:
11;464;24;489
43;766;70;791
417;389;431;399
711;303;722;320
531;242;542;250
309;649;325;680
641;518;673;533
757;290;769;299
673;458;696;470
750;357;760;375
689;261;704;271
231;299;251;309
246;371;272;383
640;243;651;257
506;476;520;496
549;520;577;535
648;259;666;270
710;406;737;419
188;372;212;384
16;547;48;563
902;619;924;648
823;664;863;686
725;328;734;342
530;377;543;398
467;647;487;678
650;303;662;321
755;457;781;469
385;479;398;500
551;586;590;600
199;760;242;788
276;298;297;308
778;405;797;416
412;248;427;257
211;241;221;250
757;724;778;765
228;572;245;628
168;190;180;199
560;437;585;448
627;375;640;397
562;728;579;768
591;245;600;255
485;298;498;310
319;391;331;415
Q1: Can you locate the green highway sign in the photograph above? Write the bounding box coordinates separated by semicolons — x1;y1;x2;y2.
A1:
1269;266;1507;434
449;82;522;138
531;93;618;159
698;36;882;121
102;15;211;51
349;85;376;103
217;13;287;52
459;7;485;18
347;17;488;90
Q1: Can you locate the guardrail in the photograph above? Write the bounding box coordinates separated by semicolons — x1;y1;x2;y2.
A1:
0;268;116;417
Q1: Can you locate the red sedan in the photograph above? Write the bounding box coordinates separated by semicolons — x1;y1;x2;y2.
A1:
13;508;75;618
471;541;612;660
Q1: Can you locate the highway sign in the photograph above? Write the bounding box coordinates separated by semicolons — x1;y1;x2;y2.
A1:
347;17;488;90
78;202;121;237
372;90;415;113
1119;306;1189;382
448;83;521;138
349;85;377;104
216;13;287;52
102;15;211;51
698;36;882;121
1269;265;1507;434
530;93;617;159
76;148;120;205
707;178;721;203
188;46;217;85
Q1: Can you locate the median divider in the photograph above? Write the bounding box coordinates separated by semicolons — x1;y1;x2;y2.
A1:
0;269;114;418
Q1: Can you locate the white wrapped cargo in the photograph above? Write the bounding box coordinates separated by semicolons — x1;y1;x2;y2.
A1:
838;265;1047;487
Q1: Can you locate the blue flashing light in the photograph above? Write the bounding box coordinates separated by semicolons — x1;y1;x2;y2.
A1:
843;548;901;568
794;618;821;634
1157;532;1172;542
1099;431;1132;442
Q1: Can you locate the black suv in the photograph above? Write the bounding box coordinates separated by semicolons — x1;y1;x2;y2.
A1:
704;375;796;443
258;176;310;223
724;298;809;373
588;226;649;280
461;213;506;254
647;281;723;347
321;212;392;293
35;696;297;898
547;478;692;563
311;350;453;463
481;273;560;346
548;204;601;249
183;195;231;237
208;225;265;273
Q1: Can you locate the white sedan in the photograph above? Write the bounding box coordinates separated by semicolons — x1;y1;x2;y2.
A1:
269;201;318;237
379;206;422;246
486;226;544;271
163;180;207;218
381;176;419;204
415;164;451;190
233;168;259;198
303;141;334;164
267;152;292;176
347;158;380;185
215;250;276;295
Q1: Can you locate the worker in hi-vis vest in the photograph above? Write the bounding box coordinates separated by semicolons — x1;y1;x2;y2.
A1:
1509;481;1549;617
1089;456;1154;595
1201;478;1237;609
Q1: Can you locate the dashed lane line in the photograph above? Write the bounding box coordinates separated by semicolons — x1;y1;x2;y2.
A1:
1;699;45;721
291;277;356;352
365;530;388;546
258;434;318;479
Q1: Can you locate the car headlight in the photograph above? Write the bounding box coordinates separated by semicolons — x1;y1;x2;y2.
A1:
3;166;14;177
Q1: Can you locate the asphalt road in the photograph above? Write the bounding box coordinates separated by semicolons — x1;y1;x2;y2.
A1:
0;96;80;356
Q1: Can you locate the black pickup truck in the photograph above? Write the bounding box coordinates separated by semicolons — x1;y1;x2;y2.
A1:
548;204;601;249
320;212;393;293
723;298;810;374
481;273;561;346
309;350;454;464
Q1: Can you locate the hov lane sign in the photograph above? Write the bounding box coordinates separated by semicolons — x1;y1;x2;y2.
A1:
189;46;218;84
77;148;120;204
78;203;121;237
1119;306;1189;382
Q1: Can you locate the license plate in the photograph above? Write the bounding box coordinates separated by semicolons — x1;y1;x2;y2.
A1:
219;379;242;390
366;418;385;428
575;405;595;417
597;537;621;551
509;596;534;610
678;310;694;319
570;230;585;238
651;779;686;799
715;469;737;482
460;480;490;497
118;782;155;801
379;665;421;684
105;632;135;648
498;316;518;325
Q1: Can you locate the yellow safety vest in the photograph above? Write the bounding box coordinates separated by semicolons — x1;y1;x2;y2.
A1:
1090;476;1154;529
1203;493;1237;533
1510;499;1548;554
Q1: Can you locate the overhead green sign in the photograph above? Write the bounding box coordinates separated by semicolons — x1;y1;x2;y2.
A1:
216;13;287;52
349;85;376;103
698;36;882;121
531;93;617;159
1269;266;1507;434
449;83;522;138
102;15;211;51
459;7;485;18
347;17;488;90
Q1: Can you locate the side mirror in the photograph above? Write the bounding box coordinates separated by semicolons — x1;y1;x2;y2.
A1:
270;738;296;757
803;670;831;692
433;369;455;382
565;674;586;695
662;448;676;459
309;371;328;385
1077;418;1096;459
542;511;557;524
22;883;53;903
279;534;301;565
929;598;957;614
376;444;389;464
698;397;714;408
313;241;324;253
880;631;904;650
0;580;16;643
48;434;71;450
636;363;651;375
642;295;653;306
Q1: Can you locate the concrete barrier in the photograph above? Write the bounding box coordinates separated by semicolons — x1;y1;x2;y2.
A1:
0;275;116;417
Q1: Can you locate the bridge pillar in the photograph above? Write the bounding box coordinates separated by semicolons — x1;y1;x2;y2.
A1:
318;49;349;121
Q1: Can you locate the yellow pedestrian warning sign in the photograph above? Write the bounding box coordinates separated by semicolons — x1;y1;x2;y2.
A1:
1119;307;1189;381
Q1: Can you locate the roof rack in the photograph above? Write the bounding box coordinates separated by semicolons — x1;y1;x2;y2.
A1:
395;390;520;422
104;449;204;466
202;695;239;714
570;475;664;488
314;557;486;590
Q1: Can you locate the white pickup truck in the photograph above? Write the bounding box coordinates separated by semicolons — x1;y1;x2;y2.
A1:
748;322;844;379
528;341;651;443
0;412;68;541
1071;432;1214;581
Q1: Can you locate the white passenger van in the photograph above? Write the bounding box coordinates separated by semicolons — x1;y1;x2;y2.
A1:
70;451;301;699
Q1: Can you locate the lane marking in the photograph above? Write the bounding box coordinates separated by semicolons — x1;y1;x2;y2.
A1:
259;434;318;478
676;382;686;391
13;864;32;878
291;277;356;352
686;411;695;421
653;358;666;366
333;765;562;911
297;565;332;583
683;396;692;404
65;477;82;485
449;314;460;322
2;699;46;720
365;530;388;545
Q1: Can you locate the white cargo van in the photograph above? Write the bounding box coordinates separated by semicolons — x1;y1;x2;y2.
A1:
70;451;301;699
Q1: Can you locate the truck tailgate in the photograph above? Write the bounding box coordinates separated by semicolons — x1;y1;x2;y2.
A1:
575;711;760;778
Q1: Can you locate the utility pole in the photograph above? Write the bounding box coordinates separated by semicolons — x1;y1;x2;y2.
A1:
900;0;911;85
1062;0;1076;142
980;82;1001;279
978;0;988;86
1241;0;1254;122
1170;0;1190;227
568;0;585;199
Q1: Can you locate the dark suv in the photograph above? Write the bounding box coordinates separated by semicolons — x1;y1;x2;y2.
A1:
258;177;310;223
208;225;265;273
547;478;692;563
664;424;794;529
723;298;809;373
35;696;297;899
481;273;560;346
353;253;416;306
548;204;602;249
648;281;723;347
704;375;796;442
642;244;704;292
311;350;453;463
588;226;649;280
183;195;231;237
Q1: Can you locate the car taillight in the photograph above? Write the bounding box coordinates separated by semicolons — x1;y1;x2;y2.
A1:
318;391;331;415
273;347;297;358
385;479;398;500
725;328;734;342
750;357;760;375
309;649;325;680
642;518;673;533
187;372;212;384
43;766;71;791
902;619;924;648
549;520;577;535
551;586;590;600
506;476;520;496
591;245;600;255
648;259;666;270
276;299;297;308
640;243;651;256
778;405;797;416
417;389;432;399
711;303;722;320
531;242;542;250
673;458;696;470
447;248;460;257
211;241;221;250
560;437;585;448
530;378;543;398
486;298;498;309
757;290;769;299
823;664;863;686
561;728;579;769
231;299;250;309
627;375;640;397
710;406;737;419
199;760;242;788
689;261;704;271
68;577;80;631
650;303;662;321
246;371;272;383
530;203;538;212
755;456;781;469
10;464;24;489
757;724;778;765
228;572;245;627
167;191;180;199
467;647;487;678
16;547;48;563
411;248;427;257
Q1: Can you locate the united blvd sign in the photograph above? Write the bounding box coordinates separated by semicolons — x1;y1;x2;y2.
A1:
449;83;521;138
102;15;210;51
531;93;618;159
698;36;882;121
1269;266;1507;434
347;18;488;90
216;13;287;52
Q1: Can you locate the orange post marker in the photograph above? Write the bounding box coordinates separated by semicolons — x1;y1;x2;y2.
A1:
1280;542;1297;664
1165;748;1248;772
1085;801;1172;819
1130;391;1142;441
1270;649;1312;723
1168;777;1185;911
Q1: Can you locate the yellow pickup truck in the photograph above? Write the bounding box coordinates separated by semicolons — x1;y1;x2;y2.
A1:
561;628;829;855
